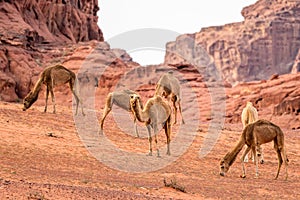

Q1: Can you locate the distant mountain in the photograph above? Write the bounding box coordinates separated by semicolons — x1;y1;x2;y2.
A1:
164;0;300;84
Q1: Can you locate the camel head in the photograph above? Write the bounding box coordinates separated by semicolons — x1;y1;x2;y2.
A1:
23;91;38;111
246;101;253;107
129;94;140;108
219;158;230;176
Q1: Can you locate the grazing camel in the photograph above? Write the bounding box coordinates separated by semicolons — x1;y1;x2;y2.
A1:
155;71;184;124
219;119;288;180
23;64;84;115
129;94;172;156
99;89;143;136
241;101;264;163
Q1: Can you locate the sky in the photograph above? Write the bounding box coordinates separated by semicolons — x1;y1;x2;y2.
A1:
98;0;257;65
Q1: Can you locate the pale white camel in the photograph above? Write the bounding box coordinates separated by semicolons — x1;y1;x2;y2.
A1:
99;89;143;136
241;101;264;163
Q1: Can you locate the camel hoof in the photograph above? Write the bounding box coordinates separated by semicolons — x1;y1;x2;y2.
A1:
240;175;246;178
220;172;225;177
147;152;153;156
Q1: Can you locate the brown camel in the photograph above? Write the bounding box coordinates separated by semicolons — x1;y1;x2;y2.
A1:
99;89;143;137
219;119;288;180
241;101;264;163
129;94;172;156
155;71;184;124
23;64;84;115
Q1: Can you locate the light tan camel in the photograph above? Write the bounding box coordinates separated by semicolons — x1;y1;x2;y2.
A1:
99;89;143;137
241;101;264;163
219;119;288;180
23;64;84;115
130;94;172;156
155;71;184;124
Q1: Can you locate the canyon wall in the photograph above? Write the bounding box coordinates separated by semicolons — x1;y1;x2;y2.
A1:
165;0;300;84
0;0;104;101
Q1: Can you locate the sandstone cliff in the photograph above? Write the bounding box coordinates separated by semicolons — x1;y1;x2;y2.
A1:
0;0;104;101
165;0;300;84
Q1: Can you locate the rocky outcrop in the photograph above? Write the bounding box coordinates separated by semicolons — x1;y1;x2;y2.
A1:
0;0;104;102
0;0;103;45
225;73;300;129
164;0;300;85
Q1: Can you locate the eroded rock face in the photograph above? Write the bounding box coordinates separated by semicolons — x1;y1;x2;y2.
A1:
164;0;300;85
0;0;103;45
0;0;104;102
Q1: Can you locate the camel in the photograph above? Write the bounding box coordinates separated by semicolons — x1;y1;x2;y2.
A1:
219;119;288;180
129;94;172;156
99;89;143;137
23;64;84;115
241;101;264;163
155;71;184;125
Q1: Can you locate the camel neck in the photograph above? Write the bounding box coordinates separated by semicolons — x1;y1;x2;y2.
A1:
224;138;245;167
31;77;43;97
132;100;148;122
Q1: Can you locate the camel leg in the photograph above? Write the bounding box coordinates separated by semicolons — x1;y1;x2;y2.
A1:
44;86;50;113
281;147;289;180
146;124;153;156
99;94;113;134
153;123;160;157
154;134;159;157
70;79;85;116
99;106;112;135
133;117;139;137
275;135;288;180
249;150;254;162
172;95;178;125
253;145;259;178
164;117;171;155
240;146;251;178
257;146;264;164
274;143;283;180
49;85;56;114
178;99;185;124
242;145;249;162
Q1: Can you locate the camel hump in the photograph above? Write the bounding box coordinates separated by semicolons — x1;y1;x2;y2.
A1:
123;89;136;94
167;70;174;75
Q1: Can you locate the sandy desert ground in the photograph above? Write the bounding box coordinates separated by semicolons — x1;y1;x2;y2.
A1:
0;90;300;200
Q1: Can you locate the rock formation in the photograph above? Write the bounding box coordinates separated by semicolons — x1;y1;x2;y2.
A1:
164;0;300;85
0;0;104;101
